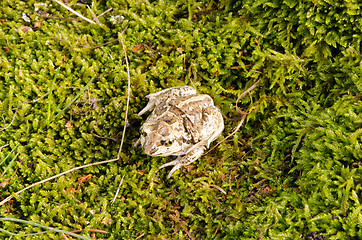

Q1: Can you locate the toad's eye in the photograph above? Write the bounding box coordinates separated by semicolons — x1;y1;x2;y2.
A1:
141;131;147;137
161;139;173;146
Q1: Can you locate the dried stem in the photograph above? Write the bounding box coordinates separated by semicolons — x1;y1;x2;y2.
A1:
134;232;145;240
235;78;262;114
111;175;124;204
117;36;131;160
96;8;113;20
209;184;227;195
0;144;9;152
91;131;118;142
92;38;119;49
0;93;50;132
110;32;132;203
86;5;99;24
39;15;85;21
204;78;262;155
0;158;119;206
51;0;95;24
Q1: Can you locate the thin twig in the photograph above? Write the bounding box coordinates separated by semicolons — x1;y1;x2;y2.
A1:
58;86;81;89
109;29;131;204
212;226;219;239
88;229;108;234
235;78;262;114
0;144;9;152
75;99;104;104
111;175;124;204
70;229;108;234
87;5;99;23
0;92;50;132
204;79;262;155
209;184;227;195
96;8;112;20
39;15;85;21
134;232;145;240
62;233;70;240
92;39;119;49
51;0;95;24
117;34;131;160
0;158;119;206
0;218;91;240
91;131;118;142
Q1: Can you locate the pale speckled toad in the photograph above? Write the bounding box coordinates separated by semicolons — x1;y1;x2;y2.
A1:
136;86;224;178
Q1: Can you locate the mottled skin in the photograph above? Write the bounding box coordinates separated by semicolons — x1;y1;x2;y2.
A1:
136;86;224;178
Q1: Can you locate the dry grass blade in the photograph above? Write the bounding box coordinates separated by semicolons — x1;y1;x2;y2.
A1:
111;34;131;203
0;144;9;152
209;184;227;195
0;218;91;240
0;158;118;206
205;79;262;155
235;78;262;114
111;175;124;204
0;93;50;132
87;5;99;24
117;35;131;160
96;8;113;20
134;232;145;240
51;0;95;24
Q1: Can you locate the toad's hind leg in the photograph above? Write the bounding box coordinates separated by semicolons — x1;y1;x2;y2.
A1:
159;141;206;178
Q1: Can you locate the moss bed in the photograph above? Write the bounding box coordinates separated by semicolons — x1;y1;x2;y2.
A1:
0;0;361;239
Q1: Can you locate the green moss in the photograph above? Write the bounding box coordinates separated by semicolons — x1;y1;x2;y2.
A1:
0;0;361;239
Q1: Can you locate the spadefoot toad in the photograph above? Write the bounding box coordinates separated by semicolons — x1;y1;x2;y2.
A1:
136;86;224;178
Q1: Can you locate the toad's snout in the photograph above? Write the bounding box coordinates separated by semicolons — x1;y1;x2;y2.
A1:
142;132;159;155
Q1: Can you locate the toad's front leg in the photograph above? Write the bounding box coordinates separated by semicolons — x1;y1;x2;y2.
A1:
159;142;206;178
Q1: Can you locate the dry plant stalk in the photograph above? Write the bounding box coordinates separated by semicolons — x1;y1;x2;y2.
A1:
96;8;113;20
111;175;124;204
204;78;262;155
51;0;95;24
0;92;51;132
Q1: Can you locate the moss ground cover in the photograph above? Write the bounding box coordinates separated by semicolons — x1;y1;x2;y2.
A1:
0;0;361;239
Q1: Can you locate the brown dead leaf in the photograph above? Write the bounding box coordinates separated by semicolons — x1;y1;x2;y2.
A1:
34;21;41;28
176;47;184;54
19;26;32;33
263;186;271;193
137;170;145;175
132;43;143;52
77;174;93;184
101;218;113;225
65;121;72;128
1;179;9;188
